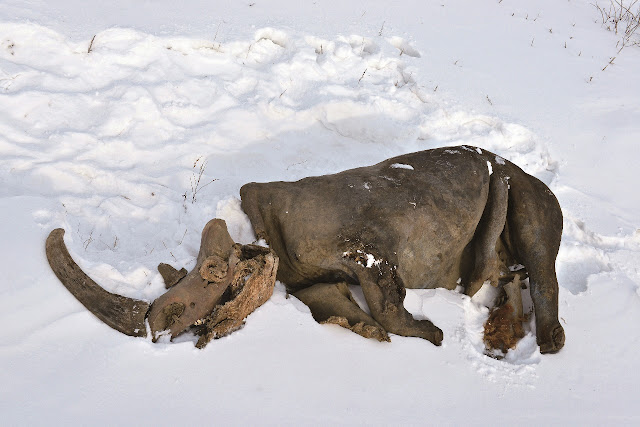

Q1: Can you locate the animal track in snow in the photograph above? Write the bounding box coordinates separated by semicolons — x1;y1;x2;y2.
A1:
557;216;640;295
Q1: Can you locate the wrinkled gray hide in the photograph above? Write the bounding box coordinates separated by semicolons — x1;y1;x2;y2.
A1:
240;146;564;353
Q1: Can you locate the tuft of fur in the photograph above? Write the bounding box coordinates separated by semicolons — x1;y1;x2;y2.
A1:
483;303;525;354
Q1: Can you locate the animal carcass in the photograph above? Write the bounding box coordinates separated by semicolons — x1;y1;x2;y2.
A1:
46;146;564;353
239;146;564;353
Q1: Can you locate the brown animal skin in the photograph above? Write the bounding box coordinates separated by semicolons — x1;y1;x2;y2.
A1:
240;145;564;354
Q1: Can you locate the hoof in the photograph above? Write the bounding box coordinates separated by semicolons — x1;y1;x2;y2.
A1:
538;324;565;354
416;320;443;346
433;327;444;346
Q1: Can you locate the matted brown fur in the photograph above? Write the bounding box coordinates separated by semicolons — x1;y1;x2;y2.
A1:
483;304;526;353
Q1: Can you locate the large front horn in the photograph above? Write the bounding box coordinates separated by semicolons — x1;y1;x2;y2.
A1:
45;228;150;337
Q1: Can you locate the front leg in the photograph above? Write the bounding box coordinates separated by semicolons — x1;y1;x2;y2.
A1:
293;282;389;342
353;259;443;346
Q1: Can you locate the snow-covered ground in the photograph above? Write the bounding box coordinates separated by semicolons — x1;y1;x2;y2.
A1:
1;0;639;424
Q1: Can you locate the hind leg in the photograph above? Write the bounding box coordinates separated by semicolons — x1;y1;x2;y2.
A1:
467;174;509;297
293;282;390;342
526;258;564;354
509;179;565;354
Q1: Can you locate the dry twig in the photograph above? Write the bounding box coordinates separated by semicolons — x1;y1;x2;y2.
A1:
88;35;96;53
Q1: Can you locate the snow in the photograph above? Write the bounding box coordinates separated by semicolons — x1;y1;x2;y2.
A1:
365;253;382;268
391;163;415;170
342;250;382;268
1;0;639;424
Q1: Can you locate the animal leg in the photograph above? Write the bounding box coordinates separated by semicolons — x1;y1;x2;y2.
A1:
508;178;565;354
467;174;509;297
293;282;390;342
355;263;443;346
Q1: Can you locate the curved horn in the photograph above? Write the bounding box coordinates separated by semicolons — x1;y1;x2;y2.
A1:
45;228;150;337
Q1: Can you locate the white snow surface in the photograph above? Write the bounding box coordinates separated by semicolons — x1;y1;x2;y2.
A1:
391;163;415;170
1;0;639;424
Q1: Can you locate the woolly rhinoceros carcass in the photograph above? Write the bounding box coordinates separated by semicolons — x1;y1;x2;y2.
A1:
239;146;564;354
46;145;564;354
